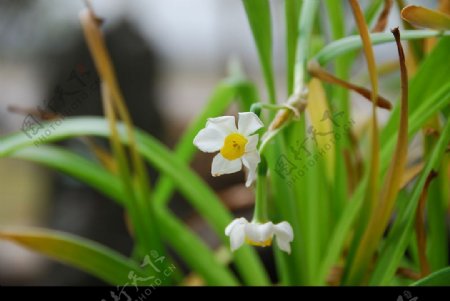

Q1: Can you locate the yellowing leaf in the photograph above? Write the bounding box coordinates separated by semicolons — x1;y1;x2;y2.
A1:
0;228;149;285
401;5;450;30
306;78;334;182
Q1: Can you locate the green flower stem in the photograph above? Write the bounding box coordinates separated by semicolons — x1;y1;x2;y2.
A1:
252;103;300;116
293;0;319;94
257;0;317;159
253;157;269;223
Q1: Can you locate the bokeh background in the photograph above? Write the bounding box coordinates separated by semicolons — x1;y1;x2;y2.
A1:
0;0;436;285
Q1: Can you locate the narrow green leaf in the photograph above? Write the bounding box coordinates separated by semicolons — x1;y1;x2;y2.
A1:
0;228;149;285
343;0;382;285
427;168;449;272
155;207;240;285
424;117;448;273
0;117;269;285
285;0;302;94
11;146;123;206
317;177;368;285
411;267;450;286
242;0;276;103
293;0;319;92
103;83;161;267
381;37;450;146
266;135;304;285
306;79;335;182
362;0;385;30
370;119;450;285
9;146;240;285
345;27;409;285
324;0;352;219
318;52;450;285
314;30;449;66
81;7;165;273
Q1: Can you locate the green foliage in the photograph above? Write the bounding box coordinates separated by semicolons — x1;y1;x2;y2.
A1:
0;229;150;285
411;267;450;286
0;1;449;286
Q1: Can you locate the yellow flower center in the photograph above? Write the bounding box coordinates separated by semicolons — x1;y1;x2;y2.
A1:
245;237;273;247
220;133;247;160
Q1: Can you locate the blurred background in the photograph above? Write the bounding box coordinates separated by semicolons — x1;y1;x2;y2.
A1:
0;0;436;285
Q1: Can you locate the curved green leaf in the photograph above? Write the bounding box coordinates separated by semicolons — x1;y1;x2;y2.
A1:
369;120;450;285
155;206;239;285
0;117;269;285
11;146;123;205
11;146;239;285
242;0;276;103
411;267;450;286
317;47;450;285
381;37;450;145
314;30;449;66
0;228;148;285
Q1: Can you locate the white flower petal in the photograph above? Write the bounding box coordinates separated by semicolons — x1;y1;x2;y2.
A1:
211;153;242;176
238;112;264;136
206;116;237;136
230;224;246;251
274;221;294;242
242;151;260;187
276;236;292;254
274;222;294;254
245;134;259;152
245;222;274;242
245;167;257;188
225;217;248;236
242;150;260;168
193;127;225;153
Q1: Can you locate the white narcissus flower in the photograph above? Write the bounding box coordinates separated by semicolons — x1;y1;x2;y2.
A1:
193;112;264;187
225;218;294;254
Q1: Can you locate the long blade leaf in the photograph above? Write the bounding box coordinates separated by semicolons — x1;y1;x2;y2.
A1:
0;228;149;285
